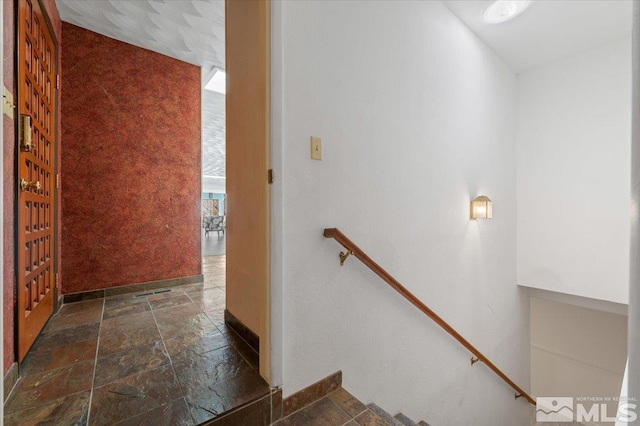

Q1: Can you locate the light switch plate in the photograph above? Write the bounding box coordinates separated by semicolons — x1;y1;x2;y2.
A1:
311;136;322;160
3;86;15;119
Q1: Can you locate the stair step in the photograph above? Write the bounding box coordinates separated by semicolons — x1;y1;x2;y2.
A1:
354;409;400;426
417;421;431;426
394;412;418;426
367;404;405;426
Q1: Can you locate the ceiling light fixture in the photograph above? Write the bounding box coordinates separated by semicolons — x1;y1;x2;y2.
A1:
483;0;532;24
205;68;226;94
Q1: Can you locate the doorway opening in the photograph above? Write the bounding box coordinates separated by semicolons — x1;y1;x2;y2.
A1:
4;1;274;424
201;65;227;258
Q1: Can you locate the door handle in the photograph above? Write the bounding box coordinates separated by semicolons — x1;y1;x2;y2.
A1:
20;178;41;192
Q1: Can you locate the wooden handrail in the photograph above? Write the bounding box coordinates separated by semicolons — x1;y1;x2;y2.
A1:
324;228;535;405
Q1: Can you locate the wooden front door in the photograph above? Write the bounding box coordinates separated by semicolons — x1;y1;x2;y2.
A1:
17;0;58;361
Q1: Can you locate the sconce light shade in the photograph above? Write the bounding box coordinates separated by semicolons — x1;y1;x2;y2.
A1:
471;195;492;219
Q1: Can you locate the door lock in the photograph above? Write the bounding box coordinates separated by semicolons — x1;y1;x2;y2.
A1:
20;178;41;192
20;115;33;152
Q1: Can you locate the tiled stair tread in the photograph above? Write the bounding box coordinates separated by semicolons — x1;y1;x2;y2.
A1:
394;412;418;426
354;409;400;426
367;403;405;426
275;386;430;426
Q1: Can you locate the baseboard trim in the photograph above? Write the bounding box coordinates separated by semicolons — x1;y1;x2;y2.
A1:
4;362;19;403
282;371;342;417
224;309;260;353
62;274;204;304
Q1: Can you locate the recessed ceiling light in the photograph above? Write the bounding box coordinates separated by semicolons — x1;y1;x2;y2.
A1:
483;0;532;24
205;68;226;94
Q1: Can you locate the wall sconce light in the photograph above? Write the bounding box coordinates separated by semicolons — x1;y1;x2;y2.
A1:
470;195;492;219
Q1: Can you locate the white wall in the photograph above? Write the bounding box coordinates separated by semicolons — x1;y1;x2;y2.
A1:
516;38;632;305
278;1;531;424
628;0;640;414
530;298;627;426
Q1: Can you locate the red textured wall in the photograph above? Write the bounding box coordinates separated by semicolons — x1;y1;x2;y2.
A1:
3;0;16;376
61;23;201;294
3;0;62;375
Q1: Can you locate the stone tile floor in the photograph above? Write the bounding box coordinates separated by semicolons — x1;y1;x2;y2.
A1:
274;388;412;426
202;228;225;257
4;255;269;425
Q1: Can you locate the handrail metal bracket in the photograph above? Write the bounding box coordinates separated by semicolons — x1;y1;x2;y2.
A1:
515;393;522;400
471;356;480;366
339;250;354;266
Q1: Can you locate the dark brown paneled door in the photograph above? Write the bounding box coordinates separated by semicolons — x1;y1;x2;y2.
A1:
17;0;57;361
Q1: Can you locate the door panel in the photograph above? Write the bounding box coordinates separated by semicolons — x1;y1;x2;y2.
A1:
225;0;271;381
17;0;57;362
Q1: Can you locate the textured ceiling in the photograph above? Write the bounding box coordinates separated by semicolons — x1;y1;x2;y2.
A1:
202;90;225;178
56;0;225;69
442;0;632;73
57;0;227;188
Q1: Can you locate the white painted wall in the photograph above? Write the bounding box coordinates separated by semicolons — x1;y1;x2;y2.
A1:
516;38;632;305
278;1;531;424
615;360;629;426
530;298;627;426
628;0;640;415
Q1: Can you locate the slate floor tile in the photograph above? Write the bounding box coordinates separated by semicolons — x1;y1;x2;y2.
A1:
21;338;98;377
182;282;220;293
104;294;150;309
89;365;182;426
4;390;91;426
33;322;100;352
148;294;193;311
184;371;270;424
186;287;224;302
7;255;261;426
5;361;95;414
98;323;162;357
57;299;104;317
94;340;169;387
203;307;225;325
163;329;229;359
103;301;151;320
115;397;194;426
101;311;156;331
192;293;226;311
152;303;202;322
156;313;217;340
173;346;253;395
44;308;103;333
